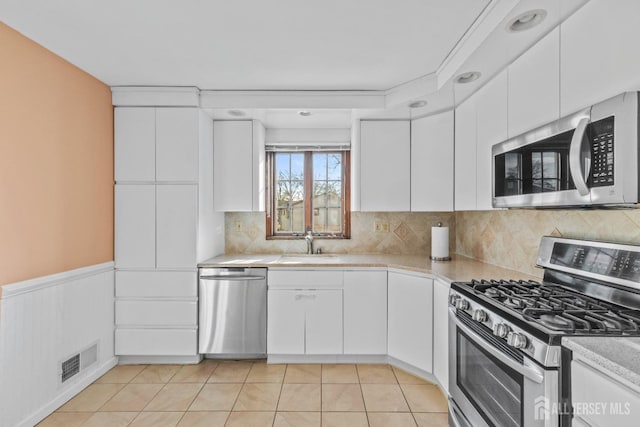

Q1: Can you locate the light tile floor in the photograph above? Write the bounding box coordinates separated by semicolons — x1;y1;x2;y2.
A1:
37;361;449;427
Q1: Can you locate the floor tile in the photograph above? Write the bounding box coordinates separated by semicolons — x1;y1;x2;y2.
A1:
233;383;282;411
322;364;359;383
100;383;163;411
170;363;217;383
357;364;398;384
95;365;146;384
246;363;286;383
225;411;275;427
322;383;365;412
35;412;92;427
81;412;138;427
177;411;229;427
361;384;410;412
400;384;448;412
129;411;184;427
207;362;252;383
321;412;369;427
58;383;125;412
144;383;203;411
188;383;242;411
283;364;321;383
413;412;450;427
273;411;321;427
131;365;180;383
369;412;417;427
392;367;434;385
277;383;321;411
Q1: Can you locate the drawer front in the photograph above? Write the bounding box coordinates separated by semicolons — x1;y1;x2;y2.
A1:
268;270;343;289
116;300;197;326
115;328;197;356
116;271;197;297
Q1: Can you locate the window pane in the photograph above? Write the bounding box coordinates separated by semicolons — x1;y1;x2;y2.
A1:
275;153;290;178
313;153;327;180
532;152;542;179
327;181;342;206
542;152;559;178
291;153;304;177
327;154;342;180
327;208;342;232
313;208;327;233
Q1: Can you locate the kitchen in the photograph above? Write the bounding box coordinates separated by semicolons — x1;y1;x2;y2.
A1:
2;0;640;426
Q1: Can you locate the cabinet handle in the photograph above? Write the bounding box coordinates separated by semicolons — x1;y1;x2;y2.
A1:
294;294;317;301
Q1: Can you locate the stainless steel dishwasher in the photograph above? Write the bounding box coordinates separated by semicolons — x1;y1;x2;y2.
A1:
198;267;267;357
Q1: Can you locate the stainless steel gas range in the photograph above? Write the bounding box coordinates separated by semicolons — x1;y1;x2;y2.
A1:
448;236;640;427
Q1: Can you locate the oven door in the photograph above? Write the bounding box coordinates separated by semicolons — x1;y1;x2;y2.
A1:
448;309;558;427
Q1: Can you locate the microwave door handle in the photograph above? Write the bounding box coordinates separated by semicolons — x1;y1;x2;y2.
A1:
569;117;591;196
452;313;544;384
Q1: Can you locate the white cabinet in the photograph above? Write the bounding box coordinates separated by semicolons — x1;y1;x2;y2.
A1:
343;270;387;354
213;120;265;211
266;290;306;354
410;111;454;211
115;185;156;269
475;70;508;211
454;96;477;211
561;0;640;116
433;279;450;394
305;290;343;354
388;271;433;373
360;120;411;211
115;107;199;183
156;185;197;268
508;28;560;137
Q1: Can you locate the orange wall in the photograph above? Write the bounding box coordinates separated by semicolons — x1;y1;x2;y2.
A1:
0;23;114;286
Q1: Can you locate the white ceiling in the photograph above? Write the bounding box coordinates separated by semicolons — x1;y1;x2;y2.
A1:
0;0;490;90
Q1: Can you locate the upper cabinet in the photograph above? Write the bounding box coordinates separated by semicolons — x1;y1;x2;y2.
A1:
115;107;199;183
410;111;454;211
360;120;411;211
454;95;477;211
508;28;560;137
213;120;265;212
560;0;640;116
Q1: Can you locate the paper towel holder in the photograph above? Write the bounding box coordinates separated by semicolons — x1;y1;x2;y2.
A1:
430;222;451;261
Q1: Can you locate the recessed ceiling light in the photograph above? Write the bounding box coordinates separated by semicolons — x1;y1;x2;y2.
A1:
298;111;312;117
507;9;547;32
455;71;481;84
228;109;245;117
408;100;427;109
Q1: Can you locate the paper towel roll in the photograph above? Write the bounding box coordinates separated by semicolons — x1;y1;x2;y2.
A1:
431;226;451;261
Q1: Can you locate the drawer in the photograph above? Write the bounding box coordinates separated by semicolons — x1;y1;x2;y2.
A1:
116;271;197;297
268;269;343;289
116;300;197;326
115;328;197;356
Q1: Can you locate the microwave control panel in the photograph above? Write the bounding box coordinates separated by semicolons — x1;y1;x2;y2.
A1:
590;116;615;187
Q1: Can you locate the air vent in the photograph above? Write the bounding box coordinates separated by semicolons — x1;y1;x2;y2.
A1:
81;344;98;370
60;342;99;384
61;354;80;383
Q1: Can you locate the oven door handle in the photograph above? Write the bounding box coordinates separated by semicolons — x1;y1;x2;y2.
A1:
569;116;591;196
452;314;544;384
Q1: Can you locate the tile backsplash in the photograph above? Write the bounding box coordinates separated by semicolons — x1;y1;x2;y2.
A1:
455;209;640;278
225;211;456;256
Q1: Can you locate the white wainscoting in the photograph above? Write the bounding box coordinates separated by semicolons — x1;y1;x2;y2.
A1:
0;262;116;427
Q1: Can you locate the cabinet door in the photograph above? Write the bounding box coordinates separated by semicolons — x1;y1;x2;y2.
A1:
411;111;454;211
213;121;254;211
343;271;387;354
433;279;450;394
115;185;155;268
267;290;305;354
454;97;477;211
156;185;197;269
360;121;411;211
475;70;508;210
388;272;433;373
508;28;560;137
114;108;156;182
306;290;343;354
156;108;199;182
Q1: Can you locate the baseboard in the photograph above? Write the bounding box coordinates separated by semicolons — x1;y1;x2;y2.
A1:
20;357;117;427
387;355;439;384
267;354;388;364
118;355;202;365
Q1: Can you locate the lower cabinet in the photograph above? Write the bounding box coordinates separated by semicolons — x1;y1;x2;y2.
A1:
433;279;450;393
388;271;433;373
343;270;387;354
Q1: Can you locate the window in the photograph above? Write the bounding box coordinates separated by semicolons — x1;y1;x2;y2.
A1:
266;151;350;238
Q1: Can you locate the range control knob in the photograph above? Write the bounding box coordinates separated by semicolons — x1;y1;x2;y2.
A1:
493;323;511;338
455;299;470;310
472;309;488;322
448;294;460;306
507;332;528;349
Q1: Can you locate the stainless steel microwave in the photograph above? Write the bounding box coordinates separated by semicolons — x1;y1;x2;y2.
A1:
492;92;640;208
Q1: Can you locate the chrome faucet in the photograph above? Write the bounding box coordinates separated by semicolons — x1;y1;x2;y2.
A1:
305;230;314;254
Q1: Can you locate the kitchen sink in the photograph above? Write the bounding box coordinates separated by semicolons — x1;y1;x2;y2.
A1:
277;254;341;263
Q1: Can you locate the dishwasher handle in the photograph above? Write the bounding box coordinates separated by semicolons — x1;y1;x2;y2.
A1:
200;275;265;281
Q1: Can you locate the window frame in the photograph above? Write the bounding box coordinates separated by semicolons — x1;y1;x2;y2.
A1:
265;150;351;239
